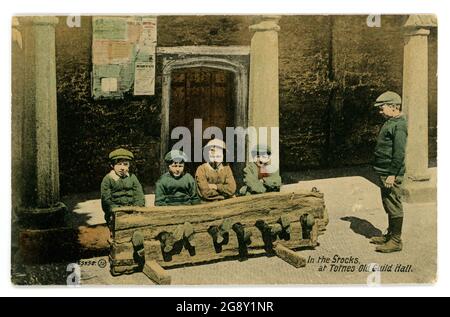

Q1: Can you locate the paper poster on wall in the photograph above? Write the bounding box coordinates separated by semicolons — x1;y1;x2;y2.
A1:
92;40;110;65
109;42;133;63
141;17;157;45
93;17;128;40
136;17;157;64
91;16;157;99
134;59;155;95
127;23;143;43
101;78;118;92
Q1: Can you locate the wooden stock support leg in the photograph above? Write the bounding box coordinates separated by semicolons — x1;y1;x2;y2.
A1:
274;244;306;268
143;260;171;285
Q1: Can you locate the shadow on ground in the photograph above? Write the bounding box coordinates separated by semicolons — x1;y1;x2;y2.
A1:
340;216;382;239
62;191;100;227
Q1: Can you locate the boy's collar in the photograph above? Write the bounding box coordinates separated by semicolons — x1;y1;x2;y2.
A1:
388;113;404;120
207;162;223;171
109;170;130;181
168;171;184;179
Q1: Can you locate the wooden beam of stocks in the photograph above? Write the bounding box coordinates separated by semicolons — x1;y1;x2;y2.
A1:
274;243;306;268
109;190;326;276
143;260;171;285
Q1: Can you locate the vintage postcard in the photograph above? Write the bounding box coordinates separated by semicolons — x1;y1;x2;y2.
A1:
11;14;437;285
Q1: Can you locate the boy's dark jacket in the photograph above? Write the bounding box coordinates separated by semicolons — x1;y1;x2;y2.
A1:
373;115;408;176
155;172;200;206
101;171;145;218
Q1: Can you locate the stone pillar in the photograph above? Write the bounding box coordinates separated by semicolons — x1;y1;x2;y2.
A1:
402;15;436;202
14;17;66;264
403;27;430;181
248;16;281;171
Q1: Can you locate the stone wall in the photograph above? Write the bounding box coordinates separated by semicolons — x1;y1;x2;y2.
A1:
54;15;438;194
55;17;160;194
157;15;252;46
278;16;332;169
55;16;252;194
328;15;406;166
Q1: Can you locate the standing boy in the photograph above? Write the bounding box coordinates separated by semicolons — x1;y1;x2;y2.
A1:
101;148;145;225
370;91;407;253
155;149;200;206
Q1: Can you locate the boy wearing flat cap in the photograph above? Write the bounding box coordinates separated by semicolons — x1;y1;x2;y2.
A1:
370;91;407;253
155;149;200;206
239;144;282;195
101;148;145;225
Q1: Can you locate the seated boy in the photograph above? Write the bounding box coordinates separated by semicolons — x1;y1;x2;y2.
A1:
195;139;237;201
239;144;282;195
155;150;200;206
101;148;145;225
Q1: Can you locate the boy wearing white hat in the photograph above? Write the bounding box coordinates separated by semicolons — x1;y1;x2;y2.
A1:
195;139;237;201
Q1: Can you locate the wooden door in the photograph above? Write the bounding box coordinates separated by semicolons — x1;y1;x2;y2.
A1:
169;67;235;175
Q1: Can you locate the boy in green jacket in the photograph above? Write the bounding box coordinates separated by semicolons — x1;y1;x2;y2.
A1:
155;150;201;206
370;91;407;253
239;144;282;195
101;148;145;225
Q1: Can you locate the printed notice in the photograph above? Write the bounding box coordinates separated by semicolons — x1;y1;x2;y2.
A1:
134;60;155;95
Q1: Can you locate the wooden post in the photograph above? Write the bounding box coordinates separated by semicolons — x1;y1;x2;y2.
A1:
143;261;172;285
274;244;306;268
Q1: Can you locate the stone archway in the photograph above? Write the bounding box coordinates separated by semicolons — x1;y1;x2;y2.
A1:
159;47;250;169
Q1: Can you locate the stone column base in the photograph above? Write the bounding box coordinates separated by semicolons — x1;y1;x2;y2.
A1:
13;202;67;266
402;168;437;203
18;202;67;229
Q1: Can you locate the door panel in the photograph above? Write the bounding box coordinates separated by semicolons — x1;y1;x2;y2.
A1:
169;67;235;175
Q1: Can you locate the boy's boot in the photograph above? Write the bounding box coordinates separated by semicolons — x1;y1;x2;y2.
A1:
183;222;196;256
232;223;252;261
370;216;392;245
215;218;232;245
300;213;315;240
208;225;223;253
173;224;185;242
132;231;145;267
278;215;291;241
376;217;403;253
208;219;232;253
132;231;144;255
255;220;276;254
